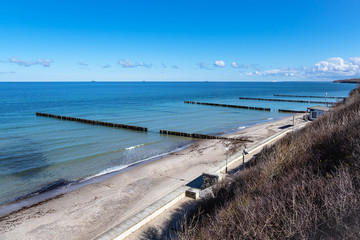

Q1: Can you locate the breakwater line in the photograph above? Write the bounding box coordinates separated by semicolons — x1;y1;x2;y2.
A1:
278;109;306;113
238;97;333;105
184;101;271;111
274;94;345;99
184;101;306;114
160;129;250;142
35;112;148;132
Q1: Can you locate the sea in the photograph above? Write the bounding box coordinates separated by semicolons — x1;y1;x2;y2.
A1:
0;81;356;215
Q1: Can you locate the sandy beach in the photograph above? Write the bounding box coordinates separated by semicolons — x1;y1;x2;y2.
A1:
0;114;306;240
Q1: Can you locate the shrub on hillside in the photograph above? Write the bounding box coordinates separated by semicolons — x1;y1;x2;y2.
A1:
174;89;360;240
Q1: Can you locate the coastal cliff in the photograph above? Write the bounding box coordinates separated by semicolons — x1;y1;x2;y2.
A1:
334;78;360;83
168;87;360;239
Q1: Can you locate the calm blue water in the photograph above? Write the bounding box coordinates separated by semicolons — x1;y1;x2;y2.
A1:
0;82;355;208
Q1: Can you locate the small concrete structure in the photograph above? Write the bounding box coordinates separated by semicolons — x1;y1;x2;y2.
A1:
185;188;200;199
201;172;223;189
307;106;331;120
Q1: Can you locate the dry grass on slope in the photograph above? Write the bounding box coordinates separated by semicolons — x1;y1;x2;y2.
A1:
175;88;360;240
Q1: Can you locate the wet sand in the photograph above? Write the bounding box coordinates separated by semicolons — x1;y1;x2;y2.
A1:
0;114;306;240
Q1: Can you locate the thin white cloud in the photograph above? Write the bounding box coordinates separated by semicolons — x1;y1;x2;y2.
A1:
231;62;239;68
255;68;302;77
9;58;53;67
231;62;248;68
102;64;111;69
349;57;360;65
171;65;179;69
0;71;15;74
246;57;360;79
77;61;88;67
137;62;152;68
214;60;225;68
118;59;134;68
117;59;152;68
198;62;213;70
198;62;207;69
309;57;360;77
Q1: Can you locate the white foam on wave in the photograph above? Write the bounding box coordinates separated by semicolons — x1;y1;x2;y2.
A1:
82;165;127;181
125;143;145;150
81;143;191;182
238;126;246;130
267;117;274;120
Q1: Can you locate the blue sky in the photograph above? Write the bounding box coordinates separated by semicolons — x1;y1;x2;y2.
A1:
1;0;360;81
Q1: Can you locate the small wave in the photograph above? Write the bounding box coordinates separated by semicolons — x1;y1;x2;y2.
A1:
82;165;128;181
81;144;191;182
267;117;274;120
125;144;145;150
238;126;246;130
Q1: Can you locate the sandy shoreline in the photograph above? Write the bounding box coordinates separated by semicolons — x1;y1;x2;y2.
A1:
0;114;306;240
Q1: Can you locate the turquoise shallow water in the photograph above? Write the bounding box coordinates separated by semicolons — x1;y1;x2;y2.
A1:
0;81;356;207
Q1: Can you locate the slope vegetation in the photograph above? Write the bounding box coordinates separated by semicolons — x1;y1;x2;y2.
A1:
176;87;360;239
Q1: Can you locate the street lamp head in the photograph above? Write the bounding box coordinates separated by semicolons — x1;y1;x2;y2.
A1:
243;148;248;155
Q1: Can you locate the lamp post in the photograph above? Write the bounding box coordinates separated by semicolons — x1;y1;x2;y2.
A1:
293;115;295;126
242;146;248;166
225;146;229;173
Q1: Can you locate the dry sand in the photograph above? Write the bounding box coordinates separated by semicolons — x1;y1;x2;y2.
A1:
0;114;306;240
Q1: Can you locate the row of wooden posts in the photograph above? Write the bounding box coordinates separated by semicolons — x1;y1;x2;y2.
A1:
274;94;345;99
184;101;271;111
160;130;249;142
37;95;313;140
37;94;334;138
37;94;311;140
36;112;250;142
184;101;305;113
238;97;333;105
35;112;148;132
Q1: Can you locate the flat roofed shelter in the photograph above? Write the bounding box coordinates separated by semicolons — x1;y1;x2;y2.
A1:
307;105;331;120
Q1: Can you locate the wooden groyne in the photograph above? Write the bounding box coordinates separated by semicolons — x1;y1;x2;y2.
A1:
160;130;250;142
238;97;333;105
184;101;271;111
36;112;148;132
274;94;345;99
278;109;306;113
185;101;307;114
